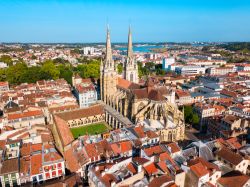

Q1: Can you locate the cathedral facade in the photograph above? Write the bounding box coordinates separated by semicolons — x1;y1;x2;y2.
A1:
100;27;185;142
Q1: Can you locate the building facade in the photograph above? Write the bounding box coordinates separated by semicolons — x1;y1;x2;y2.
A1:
72;75;98;108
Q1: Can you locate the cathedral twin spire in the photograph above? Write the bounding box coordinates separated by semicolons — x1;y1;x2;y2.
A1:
105;25;134;65
103;25;138;83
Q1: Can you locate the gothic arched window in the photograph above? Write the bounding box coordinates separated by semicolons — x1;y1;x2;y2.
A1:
130;73;134;82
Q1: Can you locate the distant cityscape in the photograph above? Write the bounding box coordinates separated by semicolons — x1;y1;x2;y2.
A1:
0;27;250;187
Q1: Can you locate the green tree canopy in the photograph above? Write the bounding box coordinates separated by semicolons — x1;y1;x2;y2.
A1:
0;55;13;66
184;105;200;126
117;63;123;74
41;60;60;80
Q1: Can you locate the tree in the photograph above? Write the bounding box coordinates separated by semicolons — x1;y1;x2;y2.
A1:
184;105;200;126
31;55;37;60
6;63;28;84
138;62;149;78
58;64;73;85
76;59;101;79
20;66;44;83
0;55;13;66
192;113;200;126
184;106;193;124
145;62;155;70
0;68;6;81
53;58;70;64
41;60;60;80
117;63;123;74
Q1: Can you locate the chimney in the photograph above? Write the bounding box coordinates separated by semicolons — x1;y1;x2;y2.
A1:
111;181;116;187
95;166;99;171
101;171;106;177
137;165;142;172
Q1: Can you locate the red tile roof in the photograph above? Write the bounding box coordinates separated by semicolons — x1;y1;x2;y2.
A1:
126;163;137;174
190;162;209;178
30;154;42;175
8;110;43;120
55;105;104;121
133;125;146;138
144;145;164;157
31;143;42;152
167;142;181;153
226;137;242;149
120;141;132;153
63;147;80;172
146;130;158;139
20;157;30;175
217;171;250;187
85;144;99;159
0;81;8;87
53;115;74;147
188;157;219;176
117;77;140;90
216;147;243;165
21;143;31;156
148;175;174;187
144;163;158;175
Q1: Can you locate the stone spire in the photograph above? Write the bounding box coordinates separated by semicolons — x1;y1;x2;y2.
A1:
106;25;112;64
127;26;133;59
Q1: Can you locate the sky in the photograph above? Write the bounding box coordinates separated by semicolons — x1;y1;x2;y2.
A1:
0;0;250;43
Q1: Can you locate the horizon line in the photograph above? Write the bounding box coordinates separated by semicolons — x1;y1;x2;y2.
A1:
1;41;249;44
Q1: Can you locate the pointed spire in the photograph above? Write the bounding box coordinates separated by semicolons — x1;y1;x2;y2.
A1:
127;26;133;58
106;25;112;63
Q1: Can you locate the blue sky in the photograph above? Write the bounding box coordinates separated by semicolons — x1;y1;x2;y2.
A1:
0;0;250;43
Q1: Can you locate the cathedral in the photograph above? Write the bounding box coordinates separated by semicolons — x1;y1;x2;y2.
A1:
100;27;185;142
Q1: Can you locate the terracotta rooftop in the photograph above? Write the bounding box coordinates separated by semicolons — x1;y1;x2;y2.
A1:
216;147;243;165
144;163;158;175
0;81;8;87
21;143;31;156
190;162;209;178
7;110;43;120
126;163;137;174
53;115;74;147
117;77;140;90
146;130;158;139
144;145;164;157
55;105;104;121
148;175;174;187
0;158;19;175
217;171;250;187
63;147;81;172
188;157;220;176
30;153;42;175
133;125;146;138
167;142;181;153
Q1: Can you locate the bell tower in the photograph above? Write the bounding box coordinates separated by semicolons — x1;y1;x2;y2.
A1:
100;26;118;105
124;26;139;83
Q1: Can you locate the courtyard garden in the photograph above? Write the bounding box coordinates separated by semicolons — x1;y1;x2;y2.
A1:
70;123;110;139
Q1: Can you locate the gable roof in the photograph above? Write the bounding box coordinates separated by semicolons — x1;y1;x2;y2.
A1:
117;77;140;90
216;147;243;165
53;115;74;147
217;171;250;187
190;162;209;178
148;175;174;187
55;105;104;121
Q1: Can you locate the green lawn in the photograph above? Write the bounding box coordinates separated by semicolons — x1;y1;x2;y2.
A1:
70;123;109;138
